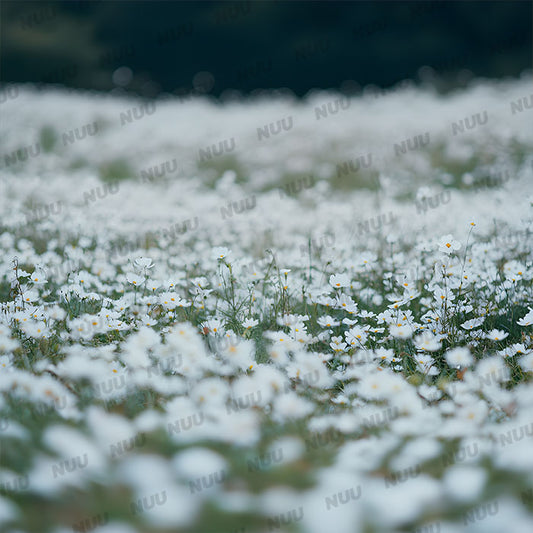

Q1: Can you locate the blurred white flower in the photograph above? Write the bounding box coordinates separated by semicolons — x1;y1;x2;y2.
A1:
445;346;474;367
443;466;487;502
212;246;232;260
414;331;442;352
329;273;350;289
390;323;414;339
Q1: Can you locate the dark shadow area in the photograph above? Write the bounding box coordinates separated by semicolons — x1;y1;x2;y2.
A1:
1;0;531;97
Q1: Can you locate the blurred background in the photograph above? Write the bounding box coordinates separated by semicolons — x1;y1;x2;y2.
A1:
1;0;531;99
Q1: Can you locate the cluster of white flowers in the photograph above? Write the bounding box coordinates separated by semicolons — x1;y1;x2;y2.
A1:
0;78;532;533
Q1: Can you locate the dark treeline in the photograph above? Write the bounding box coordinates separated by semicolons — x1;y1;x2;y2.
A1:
1;1;531;97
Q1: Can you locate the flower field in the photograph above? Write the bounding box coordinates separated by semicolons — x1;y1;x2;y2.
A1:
1;77;533;533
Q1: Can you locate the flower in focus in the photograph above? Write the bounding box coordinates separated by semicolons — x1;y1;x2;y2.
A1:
242;318;259;329
485;329;509;342
134;256;154;270
517;307;533;326
329;336;348;353
317;315;341;328
30;267;48;285
126;273;144;286
212;247;232;260
438;234;461;254
461;317;485;330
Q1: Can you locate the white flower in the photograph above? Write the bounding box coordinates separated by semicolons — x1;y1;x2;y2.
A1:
135;327;160;350
272;392;313;422
511;343;528;355
140;315;157;328
445;347;473;367
414;353;439;376
418;384;443;402
126;273;144;286
219;338;255;371
443;466;487;502
517;307;533;326
330;335;348;353
0;354;14;371
20;320;49;339
0;333;18;353
145;279;161;292
438;234;461;254
212;246;232;260
476;356;510;384
461;317;485;330
458;400;488;424
19;288;39;304
390;324;414;339
286;350;332;388
485;329;509;341
242;318;259;329
357;372;391;400
414;331;442;352
190;377;230;407
30;267;48;285
267;342;290;366
317;315;340;328
47;305;67;321
345;326;370;346
329;273;350;289
133;256;154;270
173;448;227;482
122;327;160;368
334;293;358;314
519;352;533;372
160;291;179;310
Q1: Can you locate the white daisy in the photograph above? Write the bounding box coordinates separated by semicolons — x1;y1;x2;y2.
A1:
438;234;461;254
329;273;350;289
517;307;533;326
485;329;509;342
